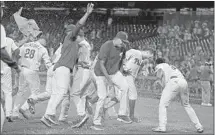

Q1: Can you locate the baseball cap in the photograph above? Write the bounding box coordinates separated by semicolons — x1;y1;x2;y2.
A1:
65;24;84;36
115;31;129;45
1;1;7;9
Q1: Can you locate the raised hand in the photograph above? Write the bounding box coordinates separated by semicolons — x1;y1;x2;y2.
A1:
86;3;94;14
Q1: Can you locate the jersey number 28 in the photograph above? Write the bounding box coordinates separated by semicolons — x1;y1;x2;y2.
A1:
24;49;35;59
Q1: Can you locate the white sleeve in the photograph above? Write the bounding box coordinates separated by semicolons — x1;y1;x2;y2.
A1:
42;48;52;69
55;44;62;56
11;39;18;51
1;25;7;49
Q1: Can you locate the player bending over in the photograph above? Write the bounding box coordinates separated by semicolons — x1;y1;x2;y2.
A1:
152;58;204;133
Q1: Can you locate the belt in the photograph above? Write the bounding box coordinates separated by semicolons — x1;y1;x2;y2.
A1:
77;66;90;69
170;76;178;79
21;65;28;68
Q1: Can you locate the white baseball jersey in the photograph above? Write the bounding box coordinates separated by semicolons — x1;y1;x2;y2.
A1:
123;49;153;78
19;41;52;71
1;37;18;71
78;40;92;67
1;25;7;74
52;43;62;64
1;25;6;49
155;63;184;84
123;49;143;78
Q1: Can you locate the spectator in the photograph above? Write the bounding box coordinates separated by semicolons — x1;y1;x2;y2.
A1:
188;64;201;96
193;20;202;37
199;62;213;106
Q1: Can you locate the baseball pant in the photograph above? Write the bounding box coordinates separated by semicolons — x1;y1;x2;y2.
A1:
32;65;54;103
200;81;211;104
13;67;40;116
30;65;70;121
118;75;137;116
125;75;137;100
93;71;129;125
1;104;5;132
45;66;70;118
71;67;94;116
159;78;202;129
1;67;13;117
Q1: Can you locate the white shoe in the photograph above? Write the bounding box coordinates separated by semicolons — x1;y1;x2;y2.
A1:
207;103;212;106
90;124;104;131
197;126;204;133
40;116;52;128
45;115;59;125
152;127;166;133
201;103;212;106
19;108;29;119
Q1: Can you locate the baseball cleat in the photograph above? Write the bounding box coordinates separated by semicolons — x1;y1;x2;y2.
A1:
197;127;204;133
45;115;59;125
6;116;13;122
40;116;52;128
117;115;132;124
71;114;89;128
130;117;141;123
152;127;166;133
27;98;36;114
58;119;69;125
19;108;29;119
90;124;104;131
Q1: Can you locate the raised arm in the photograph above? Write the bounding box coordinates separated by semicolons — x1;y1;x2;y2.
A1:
71;3;94;39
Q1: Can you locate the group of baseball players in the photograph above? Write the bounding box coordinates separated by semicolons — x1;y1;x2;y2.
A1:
1;2;204;133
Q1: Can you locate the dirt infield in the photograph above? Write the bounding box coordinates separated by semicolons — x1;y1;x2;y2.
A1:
2;96;214;134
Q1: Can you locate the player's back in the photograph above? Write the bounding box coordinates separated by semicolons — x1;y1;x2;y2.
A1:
19;41;47;71
156;63;184;84
123;49;142;78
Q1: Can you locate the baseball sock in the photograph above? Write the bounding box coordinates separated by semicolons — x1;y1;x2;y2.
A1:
129;100;136;118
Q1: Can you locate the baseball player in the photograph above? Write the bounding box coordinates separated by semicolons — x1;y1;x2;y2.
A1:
1;37;19;122
70;34;96;127
40;3;94;127
121;49;154;122
12;37;52;119
1;1;21;131
27;43;71;127
102;49;154;122
27;44;63;113
152;58;204;133
91;31;131;131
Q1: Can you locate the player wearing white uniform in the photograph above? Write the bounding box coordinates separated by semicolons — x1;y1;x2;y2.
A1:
1;2;21;131
27;44;62;114
70;37;100;128
13;38;52;119
122;49;153;122
1;37;19;122
152;58;204;133
27;43;70;126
